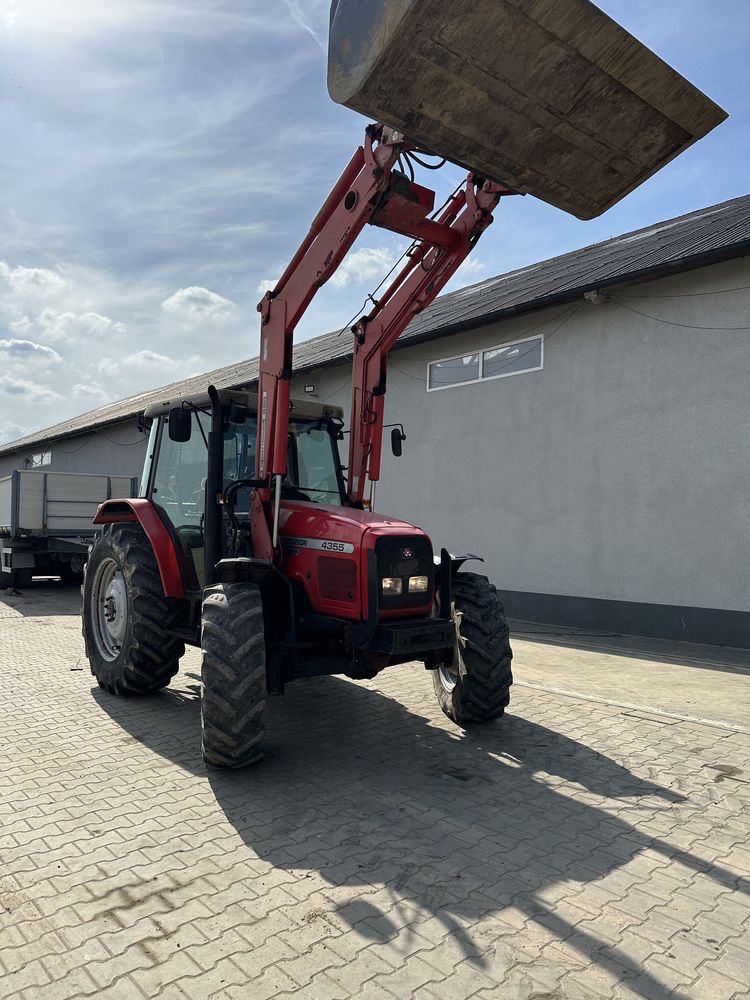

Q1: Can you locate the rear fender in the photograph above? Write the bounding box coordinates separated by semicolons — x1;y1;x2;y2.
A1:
93;498;192;599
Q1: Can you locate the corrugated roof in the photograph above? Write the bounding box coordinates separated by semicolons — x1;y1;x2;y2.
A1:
3;191;749;457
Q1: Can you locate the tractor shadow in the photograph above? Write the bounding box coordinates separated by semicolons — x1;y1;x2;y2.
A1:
94;673;743;1000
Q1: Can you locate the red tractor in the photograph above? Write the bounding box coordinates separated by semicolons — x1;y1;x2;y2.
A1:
82;0;725;767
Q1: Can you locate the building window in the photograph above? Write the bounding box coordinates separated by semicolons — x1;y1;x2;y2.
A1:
427;352;480;390
30;451;52;468
427;335;543;391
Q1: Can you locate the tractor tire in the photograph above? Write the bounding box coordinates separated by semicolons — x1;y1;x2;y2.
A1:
82;522;184;694
200;582;266;768
432;571;513;724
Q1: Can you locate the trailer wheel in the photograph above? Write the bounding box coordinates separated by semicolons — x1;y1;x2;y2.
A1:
432;572;513;724
82;522;184;694
201;582;266;768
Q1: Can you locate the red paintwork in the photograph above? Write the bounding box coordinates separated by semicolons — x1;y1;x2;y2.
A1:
93;498;187;600
278;500;433;621
94;496;431;625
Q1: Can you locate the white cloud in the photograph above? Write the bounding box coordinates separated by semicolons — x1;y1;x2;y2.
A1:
0;375;61;403
72;382;114;405
329;247;397;289
37;309;126;344
161;286;234;323
97;349;205;379
282;0;325;50
0;261;68;303
0;338;62;364
257;278;278;295
0;421;30;447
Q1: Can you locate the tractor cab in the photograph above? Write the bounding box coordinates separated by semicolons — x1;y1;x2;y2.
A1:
140;388;347;589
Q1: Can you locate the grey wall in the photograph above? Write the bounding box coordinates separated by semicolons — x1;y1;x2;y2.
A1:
293;256;750;632
0;418;148;482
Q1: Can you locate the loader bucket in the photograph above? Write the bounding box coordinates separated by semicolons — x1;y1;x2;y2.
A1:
328;0;727;220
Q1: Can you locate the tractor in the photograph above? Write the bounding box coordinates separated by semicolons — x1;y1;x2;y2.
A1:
82;0;726;767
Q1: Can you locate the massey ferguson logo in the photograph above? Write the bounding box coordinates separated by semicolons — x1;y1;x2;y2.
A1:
401;547;414;559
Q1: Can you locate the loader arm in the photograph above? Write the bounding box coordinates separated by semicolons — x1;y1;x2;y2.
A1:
253;124;507;560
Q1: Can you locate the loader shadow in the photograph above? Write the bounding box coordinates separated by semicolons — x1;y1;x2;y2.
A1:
94;674;743;1000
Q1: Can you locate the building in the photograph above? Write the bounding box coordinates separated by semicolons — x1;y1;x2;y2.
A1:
2;194;749;645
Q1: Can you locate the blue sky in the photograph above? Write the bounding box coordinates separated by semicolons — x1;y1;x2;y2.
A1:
1;0;748;445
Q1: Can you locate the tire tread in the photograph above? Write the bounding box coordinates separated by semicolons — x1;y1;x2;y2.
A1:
200;583;266;768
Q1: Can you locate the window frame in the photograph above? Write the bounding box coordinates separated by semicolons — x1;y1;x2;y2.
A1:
426;333;544;392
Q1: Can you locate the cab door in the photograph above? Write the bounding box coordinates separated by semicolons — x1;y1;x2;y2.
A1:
150;412;209;588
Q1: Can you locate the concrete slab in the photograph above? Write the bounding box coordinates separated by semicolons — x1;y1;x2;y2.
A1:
511;619;750;731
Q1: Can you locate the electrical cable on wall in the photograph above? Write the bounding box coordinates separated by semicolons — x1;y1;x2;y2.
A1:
611;298;750;330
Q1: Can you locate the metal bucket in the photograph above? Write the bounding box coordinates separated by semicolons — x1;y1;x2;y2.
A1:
328;0;726;219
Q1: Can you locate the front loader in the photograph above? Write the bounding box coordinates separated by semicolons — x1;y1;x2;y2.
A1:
82;0;726;767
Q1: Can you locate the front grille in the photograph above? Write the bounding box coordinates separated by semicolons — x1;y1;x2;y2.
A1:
317;556;357;602
375;535;434;609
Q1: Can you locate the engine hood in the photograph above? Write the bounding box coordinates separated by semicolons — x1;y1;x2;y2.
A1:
278;500;433;621
279;500;423;539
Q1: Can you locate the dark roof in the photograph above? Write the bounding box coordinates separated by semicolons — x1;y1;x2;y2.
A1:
2;192;749;457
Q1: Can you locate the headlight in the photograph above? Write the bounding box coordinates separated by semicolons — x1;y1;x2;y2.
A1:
381;577;402;595
408;575;429;593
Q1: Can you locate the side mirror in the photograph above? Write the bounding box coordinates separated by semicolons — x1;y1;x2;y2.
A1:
168;408;192;443
391;426;406;458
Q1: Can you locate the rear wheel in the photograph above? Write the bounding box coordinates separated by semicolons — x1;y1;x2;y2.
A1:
82;522;184;694
432;571;513;724
201;582;266;768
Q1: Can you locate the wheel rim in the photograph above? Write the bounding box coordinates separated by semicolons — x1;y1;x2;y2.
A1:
90;557;128;661
437;664;458;693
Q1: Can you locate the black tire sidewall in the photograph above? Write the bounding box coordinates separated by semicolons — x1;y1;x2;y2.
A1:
432;571;513;725
83;527;139;691
82;523;183;694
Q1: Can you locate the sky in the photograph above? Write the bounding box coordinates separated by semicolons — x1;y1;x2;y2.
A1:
0;0;748;446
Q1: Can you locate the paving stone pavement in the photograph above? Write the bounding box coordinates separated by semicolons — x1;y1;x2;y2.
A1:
1;585;749;1000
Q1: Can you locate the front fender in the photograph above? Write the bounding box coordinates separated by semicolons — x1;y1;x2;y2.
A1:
433;551;484;575
93;498;190;599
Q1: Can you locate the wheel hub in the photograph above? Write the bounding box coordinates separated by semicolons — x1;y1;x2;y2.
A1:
91;559;128;660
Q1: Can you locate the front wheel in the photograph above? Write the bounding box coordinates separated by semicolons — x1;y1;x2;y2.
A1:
82;522;185;694
201;582;266;768
432;572;513;724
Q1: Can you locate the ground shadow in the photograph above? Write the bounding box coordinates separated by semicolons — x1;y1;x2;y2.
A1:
94;674;746;1000
0;579;82;618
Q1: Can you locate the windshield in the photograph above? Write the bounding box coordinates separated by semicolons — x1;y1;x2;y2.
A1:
223;413;344;506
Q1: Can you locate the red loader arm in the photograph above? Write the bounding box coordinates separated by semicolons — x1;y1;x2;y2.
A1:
253;124;508;560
